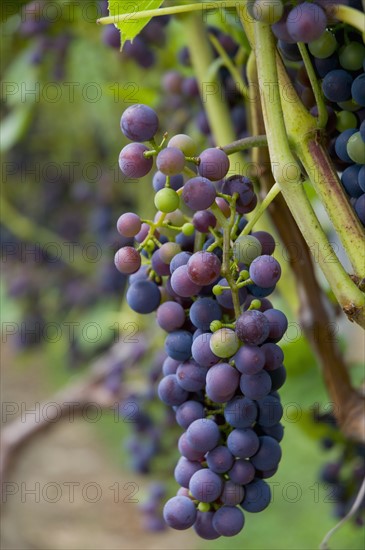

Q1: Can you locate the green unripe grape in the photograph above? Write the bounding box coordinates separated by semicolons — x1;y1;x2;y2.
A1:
239;269;250;280
182;223;195;236
250;299;262;310
213;285;223;296
159;242;181;263
337;99;361;112
198;502;211;512
165;209;185;226
336;111;357;132
144;240;155;253
339;42;365;71
210;320;223;332
346;132;365;164
252;0;284;24
210;328;240;359
308;31;337;59
168;134;197;157
233;235;262;265
154;188;180;213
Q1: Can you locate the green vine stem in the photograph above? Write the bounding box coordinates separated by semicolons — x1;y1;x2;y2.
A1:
239;182;281;237
222;134;268;155
248;19;365;328
1;194;91;275
297;42;328;129
332;5;365;39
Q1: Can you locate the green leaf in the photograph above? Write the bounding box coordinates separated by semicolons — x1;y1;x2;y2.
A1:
0;106;33;152
108;0;163;49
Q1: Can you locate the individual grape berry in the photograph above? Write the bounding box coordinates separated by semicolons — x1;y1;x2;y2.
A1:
157;374;189;406
163;496;197;530
175;400;205;429
187;418;220;453
339;42;365;71
233;235;262;264
286;3;327;43
215;277;247;310
152;171;184;192
126;280;161;313
121;104;159;142
117;212;142;237
198;148;230;181
359;165;365;192
163;71;183;94
176;361;208;392
159;242;181;264
151;250;170;276
322;70;353;103
114;247;141;274
233;345;265;375
352;75;365;107
193;511;220;540
156;147;185;176
162;357;180;376
308;30;337;59
164;330;193;361
261;342;284;371
251;231;276;255
187;251;221;286
213;505;245;537
257;395;283;427
178;433;205;462
264;309;288;342
191;333;220;367
206;446;235;474
341;165;363;198
189;469;223;502
156;301;186;332
224;396;257;428
206;363;240;403
236;310;270;345
189;297;222;330
252;0;284;24
240;368;273;401
249;255;282;288
355;194;365;225
182;177;216;210
171;265;202;297
182;223;194;236
192;210;216;233
335;128;357;162
102;25;121;48
229;459;255;485
119;143;153;178
168;134;197;156
210;328;240;358
154;188;180;213
346;132;365;164
269;365;287;391
170;251;192;273
227;428;260;458
240;479;271;512
251;436;282;470
261;422;284;442
222;175;255;207
335;110;358;132
174;457;202;488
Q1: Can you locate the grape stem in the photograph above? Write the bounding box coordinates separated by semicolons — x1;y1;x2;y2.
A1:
332;5;365;39
222;134;268;156
239;182;281;237
296;42;328;129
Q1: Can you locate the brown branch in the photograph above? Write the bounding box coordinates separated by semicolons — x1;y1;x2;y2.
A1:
247;58;365;442
0;341;148;496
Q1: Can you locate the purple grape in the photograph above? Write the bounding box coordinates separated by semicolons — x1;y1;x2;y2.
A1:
157;374;188;406
174;457;203;488
257;395;283;427
189;469;223;502
126;280;161;313
249;255;281;288
189;297;222;330
263;309;288;342
261;342;284;371
114;247;141;274
224;396;257;428
176;361;208;392
163;496;197;530
198;148;230;181
193;511;220;540
156;147;185;176
222;175;255;207
182;177;216;210
187;418;220;452
171;265;202;297
117;212;142;237
240;370;272;400
187;251;221;286
355;194;365;225
102;25;120;48
163;70;183;94
152;171;184;192
212;506;245;537
193;210;217;232
170;252;192;274
191;333;220;367
157;301;186;332
233;345;265;375
121;104;159;142
261;423;284;442
151;250;170;276
286;3;327;43
228;459;256;485
251;231;276;255
162;357;180;376
164;330;193;361
178;433;205;461
240;479;271;512
227;428;260;458
206;446;235;474
206;363;240;403
269;365;287;391
251;436;282;470
220;482;245;506
322;70;353;103
119;143;153;178
176;400;205;429
244;296;273;313
235;310;270;345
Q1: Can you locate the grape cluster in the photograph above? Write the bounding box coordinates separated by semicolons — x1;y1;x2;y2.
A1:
314;411;365;526
114;104;287;538
268;0;365;226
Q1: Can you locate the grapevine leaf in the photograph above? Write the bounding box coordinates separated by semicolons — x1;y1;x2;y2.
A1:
108;0;164;50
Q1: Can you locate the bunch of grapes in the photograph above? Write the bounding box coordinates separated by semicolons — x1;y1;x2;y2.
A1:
314;411;365;526
113;104;287;538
